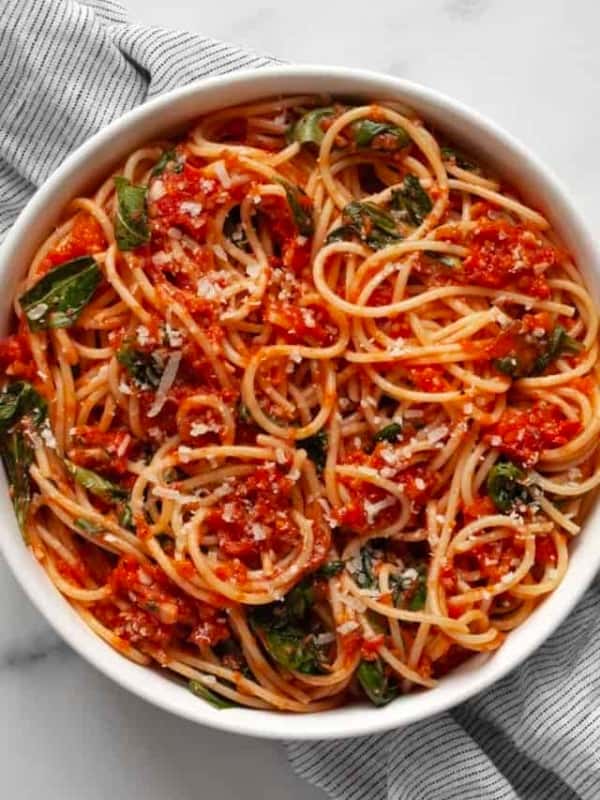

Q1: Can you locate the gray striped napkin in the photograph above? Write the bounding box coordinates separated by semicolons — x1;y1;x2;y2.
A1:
1;3;599;798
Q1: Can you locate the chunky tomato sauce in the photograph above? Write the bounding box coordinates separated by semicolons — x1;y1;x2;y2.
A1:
484;403;581;467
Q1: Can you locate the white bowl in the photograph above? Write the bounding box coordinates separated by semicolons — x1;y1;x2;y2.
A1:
1;65;599;741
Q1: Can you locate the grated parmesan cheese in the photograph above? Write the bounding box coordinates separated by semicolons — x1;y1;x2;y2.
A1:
149;180;166;201
152;251;169;266
180;200;203;217
197;277;219;300
147;351;181;418
40;423;57;449
314;632;336;646
246;262;262;279
213;160;232;188
337;620;360;636
136;325;151;346
251;522;267;541
363;496;396;525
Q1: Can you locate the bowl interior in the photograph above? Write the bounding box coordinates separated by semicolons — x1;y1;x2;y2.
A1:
1;66;599;740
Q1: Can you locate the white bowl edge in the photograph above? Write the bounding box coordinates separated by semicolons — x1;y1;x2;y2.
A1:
0;65;599;741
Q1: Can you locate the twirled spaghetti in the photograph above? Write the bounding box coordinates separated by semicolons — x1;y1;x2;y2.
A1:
1;95;599;712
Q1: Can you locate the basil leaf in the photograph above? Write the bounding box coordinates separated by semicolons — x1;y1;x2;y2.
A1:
117;347;163;390
74;518;103;534
2;431;34;533
252;578;315;631
280;181;314;237
391;564;427;610
352;544;377;589
391;174;432;226
373;422;402;445
352;120;410;149
533;326;583;375
224;206;250;251
151;149;182;177
0;381;47;432
264;627;320;673
114;176;150;251
250;579;320;673
297;429;327;473
425;251;462;269
118;503;134;530
0;382;47;533
289;107;334;146
487;460;530;512
441;146;480;173
342;201;402;250
19;256;100;332
65;460;128;503
357;659;397;706
316;560;345;579
188;679;233;709
493;356;521;377
325;225;357;245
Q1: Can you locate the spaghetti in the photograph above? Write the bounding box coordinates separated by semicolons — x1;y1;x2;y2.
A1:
1;95;599;712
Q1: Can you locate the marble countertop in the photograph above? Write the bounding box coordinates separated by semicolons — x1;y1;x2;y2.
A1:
2;1;599;798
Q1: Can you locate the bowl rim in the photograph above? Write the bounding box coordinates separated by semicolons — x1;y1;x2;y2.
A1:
1;63;599;741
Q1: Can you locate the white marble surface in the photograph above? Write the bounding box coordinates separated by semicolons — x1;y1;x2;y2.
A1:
2;1;600;798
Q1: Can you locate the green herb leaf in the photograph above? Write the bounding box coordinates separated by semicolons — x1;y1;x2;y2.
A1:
117;347;163;390
493;356;521;377
352;120;410;149
486;460;530;513
118;503;134;530
0;382;48;534
316;560;345;579
325;225;357;245
66;461;128;504
74;518;103;534
188;679;233;709
391;174;433;227
533;326;583;375
425;251;462;269
264;628;320;673
357;658;397;706
297;429;327;473
0;382;47;432
340;201;402;250
373;422;402;445
19;256;100;332
151;149;183;177
391;564;427;610
250;579;321;674
441;146;480;173
237;402;253;424
280;181;314;237
289;107;335;146
114;176;150;251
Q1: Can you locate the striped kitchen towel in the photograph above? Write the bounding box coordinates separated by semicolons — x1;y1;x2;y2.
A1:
1;3;599;799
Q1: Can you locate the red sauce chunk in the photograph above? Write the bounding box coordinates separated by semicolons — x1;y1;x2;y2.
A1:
484;403;581;467
97;556;230;654
463;219;555;298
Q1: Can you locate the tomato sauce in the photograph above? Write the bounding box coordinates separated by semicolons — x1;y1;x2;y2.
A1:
38;213;105;274
462;219;554;297
484;403;581;467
